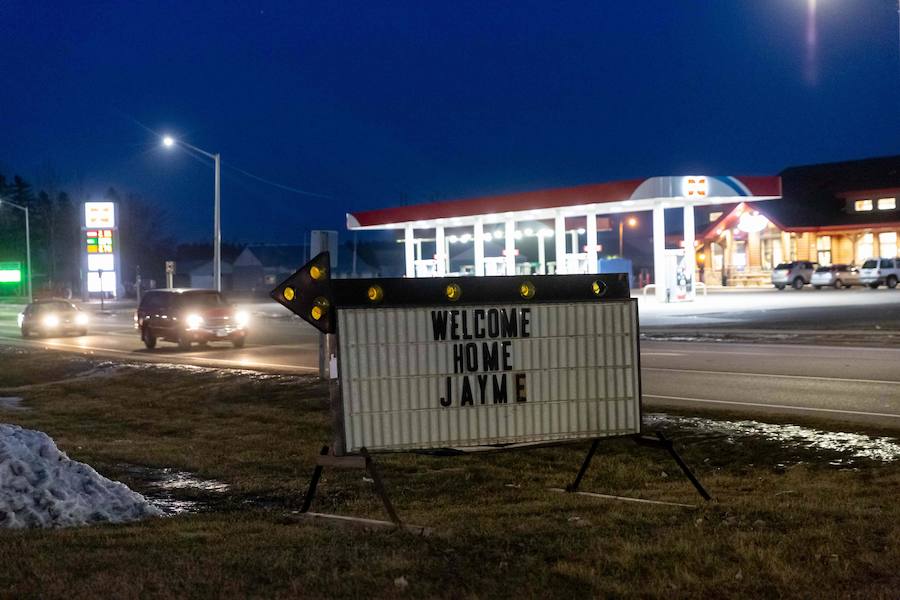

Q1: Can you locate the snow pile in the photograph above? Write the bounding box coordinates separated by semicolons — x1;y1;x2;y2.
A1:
0;424;162;528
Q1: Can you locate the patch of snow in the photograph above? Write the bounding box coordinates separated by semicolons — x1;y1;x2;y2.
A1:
645;413;900;463
0;424;162;528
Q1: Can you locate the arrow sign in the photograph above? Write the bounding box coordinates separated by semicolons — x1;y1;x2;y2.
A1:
270;251;335;333
271;251;631;335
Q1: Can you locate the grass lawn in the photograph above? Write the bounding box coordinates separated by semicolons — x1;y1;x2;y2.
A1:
1;346;899;599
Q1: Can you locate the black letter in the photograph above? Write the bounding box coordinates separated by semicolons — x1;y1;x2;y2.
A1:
440;377;451;407
515;373;527;403
492;375;508;404
521;308;531;338
501;341;513;371
461;377;474;406
450;310;460;340
477;375;489;404
482;341;499;371
500;309;518;338
431;311;449;341
453;344;464;373
465;343;478;372
461;310;472;340
474;309;486;338
487;309;500;338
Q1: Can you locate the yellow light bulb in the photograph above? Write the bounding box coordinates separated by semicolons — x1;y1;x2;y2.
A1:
283;287;295;301
519;281;536;299
311;297;329;320
310;265;326;280
592;280;607;297
367;285;383;303
445;283;461;301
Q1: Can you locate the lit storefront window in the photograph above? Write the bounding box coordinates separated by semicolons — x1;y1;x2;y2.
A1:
878;197;897;210
879;232;897;257
855;199;873;212
733;241;747;270
857;233;874;262
762;238;783;271
816;235;832;266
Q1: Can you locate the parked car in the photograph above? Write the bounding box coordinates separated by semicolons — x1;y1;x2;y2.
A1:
135;289;249;350
811;264;861;289
771;261;817;290
859;258;900;289
18;299;89;337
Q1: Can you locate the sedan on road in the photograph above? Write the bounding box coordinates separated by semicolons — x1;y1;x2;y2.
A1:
811;264;861;289
18;299;89;337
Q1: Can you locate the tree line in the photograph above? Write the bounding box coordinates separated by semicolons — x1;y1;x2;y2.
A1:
0;171;177;296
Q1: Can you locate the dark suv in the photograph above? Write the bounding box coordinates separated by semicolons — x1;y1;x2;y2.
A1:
135;289;248;350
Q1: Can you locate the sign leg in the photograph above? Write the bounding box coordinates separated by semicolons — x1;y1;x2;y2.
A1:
566;439;600;493
633;433;711;501
360;447;402;526
300;445;330;513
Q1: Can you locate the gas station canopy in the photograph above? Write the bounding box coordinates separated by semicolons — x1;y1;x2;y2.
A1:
346;175;781;301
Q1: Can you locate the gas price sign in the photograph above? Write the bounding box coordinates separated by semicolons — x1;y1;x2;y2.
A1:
83;202;119;297
272;253;641;455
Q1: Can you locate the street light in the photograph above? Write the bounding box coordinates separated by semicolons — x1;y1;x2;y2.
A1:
619;216;638;257
161;135;222;292
0;197;32;302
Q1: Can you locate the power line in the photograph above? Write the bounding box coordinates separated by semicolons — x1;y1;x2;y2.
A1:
221;163;332;199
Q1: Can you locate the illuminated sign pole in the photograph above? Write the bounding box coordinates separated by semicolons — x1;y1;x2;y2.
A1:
272;253;709;528
83;202;120;299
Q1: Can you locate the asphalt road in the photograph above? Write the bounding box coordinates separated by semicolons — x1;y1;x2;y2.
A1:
2;295;900;429
637;286;900;330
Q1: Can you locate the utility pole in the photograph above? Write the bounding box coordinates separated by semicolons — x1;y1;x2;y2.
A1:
214;153;221;292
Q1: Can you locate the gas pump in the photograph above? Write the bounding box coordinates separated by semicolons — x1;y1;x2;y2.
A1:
664;249;695;302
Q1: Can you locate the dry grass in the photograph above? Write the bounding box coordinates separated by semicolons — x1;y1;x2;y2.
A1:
1;348;899;599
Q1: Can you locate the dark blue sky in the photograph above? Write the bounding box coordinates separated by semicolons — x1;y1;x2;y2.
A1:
2;1;898;243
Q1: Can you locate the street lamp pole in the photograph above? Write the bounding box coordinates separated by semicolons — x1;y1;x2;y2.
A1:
0;198;33;302
619;219;624;257
162;136;222;292
214;152;221;292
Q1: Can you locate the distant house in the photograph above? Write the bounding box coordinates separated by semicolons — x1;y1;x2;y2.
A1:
233;244;309;293
187;260;234;290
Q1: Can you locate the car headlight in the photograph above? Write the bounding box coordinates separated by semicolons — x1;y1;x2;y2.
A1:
75;313;89;325
185;314;204;329
234;310;249;327
43;314;60;327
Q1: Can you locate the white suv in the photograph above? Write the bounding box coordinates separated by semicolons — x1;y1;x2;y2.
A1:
859;258;900;289
772;261;817;290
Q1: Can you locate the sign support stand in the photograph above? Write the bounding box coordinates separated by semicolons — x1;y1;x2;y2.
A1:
632;432;711;501
299;444;404;528
565;435;710;500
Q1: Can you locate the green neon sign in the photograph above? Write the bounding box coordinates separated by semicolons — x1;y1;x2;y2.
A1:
0;262;22;284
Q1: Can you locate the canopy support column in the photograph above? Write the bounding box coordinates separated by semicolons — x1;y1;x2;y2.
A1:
586;211;598;274
474;220;485;276
653;206;666;301
555;214;566;274
504;220;515;275
683;205;696;298
404;225;415;278
435;226;446;276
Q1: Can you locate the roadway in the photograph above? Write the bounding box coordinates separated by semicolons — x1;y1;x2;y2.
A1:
2;292;900;429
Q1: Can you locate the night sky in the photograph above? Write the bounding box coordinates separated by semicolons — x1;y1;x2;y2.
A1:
2;1;898;243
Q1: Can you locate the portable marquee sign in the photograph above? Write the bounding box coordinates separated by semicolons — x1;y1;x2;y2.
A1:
271;252;709;528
